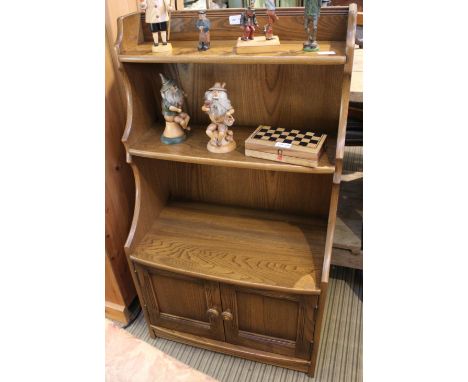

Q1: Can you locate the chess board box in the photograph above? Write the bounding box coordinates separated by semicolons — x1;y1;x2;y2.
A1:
244;125;327;168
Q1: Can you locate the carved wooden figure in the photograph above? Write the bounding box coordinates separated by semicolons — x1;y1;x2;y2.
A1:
196;10;211;51
202;82;236;153
264;0;279;40
140;0;173;52
303;0;322;51
240;6;259;41
159;73;190;144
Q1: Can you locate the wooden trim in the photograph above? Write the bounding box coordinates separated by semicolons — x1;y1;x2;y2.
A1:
321;182;340;284
131;256;322;296
151;325;311;373
309;281;328;376
335;3;357;161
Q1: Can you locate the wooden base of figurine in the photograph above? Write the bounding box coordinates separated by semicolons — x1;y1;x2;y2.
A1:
152;43;173;53
207;140;236;154
303;42;320;52
234;36;281;54
161;121;186;145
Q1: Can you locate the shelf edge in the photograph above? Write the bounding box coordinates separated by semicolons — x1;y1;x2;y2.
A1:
130;256;322;295
128;148;335;174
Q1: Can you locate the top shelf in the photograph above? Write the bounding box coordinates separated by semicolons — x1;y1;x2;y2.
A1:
118;40;347;65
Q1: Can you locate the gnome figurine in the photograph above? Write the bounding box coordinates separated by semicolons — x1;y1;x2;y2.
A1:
159;73;190;144
202;82;236;154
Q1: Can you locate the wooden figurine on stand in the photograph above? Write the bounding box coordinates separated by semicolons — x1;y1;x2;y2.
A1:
240;5;259;41
303;0;322;52
159;74;190;144
139;0;173;53
235;1;280;54
264;0;279;41
202;82;236;153
196;10;211;51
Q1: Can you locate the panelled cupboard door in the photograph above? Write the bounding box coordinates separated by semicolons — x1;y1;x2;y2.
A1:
219;284;318;360
134;264;225;341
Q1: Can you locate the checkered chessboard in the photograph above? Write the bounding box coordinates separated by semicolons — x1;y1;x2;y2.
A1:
252;126;325;148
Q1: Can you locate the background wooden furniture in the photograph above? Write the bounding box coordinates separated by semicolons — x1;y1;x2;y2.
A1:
116;5;356;376
105;29;139;324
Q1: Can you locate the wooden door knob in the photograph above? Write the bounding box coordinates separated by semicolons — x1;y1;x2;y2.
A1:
221;310;233;321
206;308;219;318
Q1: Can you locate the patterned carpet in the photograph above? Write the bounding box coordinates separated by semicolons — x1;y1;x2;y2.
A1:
124;266;362;382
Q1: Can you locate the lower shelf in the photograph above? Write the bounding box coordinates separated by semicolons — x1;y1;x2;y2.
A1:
130;201;327;295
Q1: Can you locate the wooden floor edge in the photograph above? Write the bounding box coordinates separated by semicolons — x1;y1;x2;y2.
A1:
151;325;310;373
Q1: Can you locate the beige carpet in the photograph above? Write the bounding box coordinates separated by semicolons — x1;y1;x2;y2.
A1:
124;266;362;382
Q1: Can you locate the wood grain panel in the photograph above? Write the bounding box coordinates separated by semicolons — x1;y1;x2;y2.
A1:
150;273;209;322
167;162;333;217
140;8;349;42
236;291;299;341
131;201;327;294
136;266;226;340
220;284;315;359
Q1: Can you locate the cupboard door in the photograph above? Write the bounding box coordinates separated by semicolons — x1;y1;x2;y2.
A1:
135;264;225;341
220;284;318;360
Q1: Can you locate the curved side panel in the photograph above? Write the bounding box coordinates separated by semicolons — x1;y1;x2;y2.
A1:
124;161;142;253
124;158;169;254
121;69;134;151
115;12;143;54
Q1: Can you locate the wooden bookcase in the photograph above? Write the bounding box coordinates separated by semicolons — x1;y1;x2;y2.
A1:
116;5;356;376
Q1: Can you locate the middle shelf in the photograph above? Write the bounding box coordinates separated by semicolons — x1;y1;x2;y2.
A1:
130;201;327;295
128;124;336;174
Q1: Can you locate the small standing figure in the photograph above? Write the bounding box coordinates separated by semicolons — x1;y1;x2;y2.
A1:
240;5;259;41
303;0;322;51
264;0;279;41
196;10;211;51
159;73;190;144
139;0;173;51
202;83;236;154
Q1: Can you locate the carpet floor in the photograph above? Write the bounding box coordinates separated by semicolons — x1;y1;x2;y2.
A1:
124;265;362;382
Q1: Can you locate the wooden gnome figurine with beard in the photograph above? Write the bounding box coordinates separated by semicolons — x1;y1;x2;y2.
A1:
202;82;236;153
159;73;191;144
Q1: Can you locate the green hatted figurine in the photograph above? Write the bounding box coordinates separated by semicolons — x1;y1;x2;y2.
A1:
159;73;190;144
303;0;321;52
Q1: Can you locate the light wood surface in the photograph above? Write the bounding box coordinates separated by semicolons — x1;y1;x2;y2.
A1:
130;201;327;294
235;36;281;55
119;40;346;65
129;125;336;174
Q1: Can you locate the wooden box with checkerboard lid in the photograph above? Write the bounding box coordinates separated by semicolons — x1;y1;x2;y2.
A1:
245;125;327;168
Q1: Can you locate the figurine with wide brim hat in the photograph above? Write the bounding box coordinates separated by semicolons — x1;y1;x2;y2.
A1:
159;73;191;144
202;82;236;153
